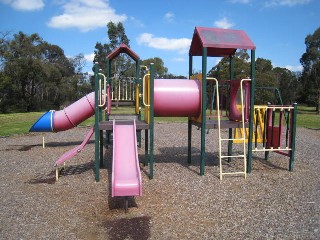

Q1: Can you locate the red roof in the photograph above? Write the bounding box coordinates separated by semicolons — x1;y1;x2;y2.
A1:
189;27;256;57
107;43;140;61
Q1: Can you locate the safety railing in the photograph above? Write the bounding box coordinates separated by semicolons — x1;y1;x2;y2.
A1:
110;77;136;101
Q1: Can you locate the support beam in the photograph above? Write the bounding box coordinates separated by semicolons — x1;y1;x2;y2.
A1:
94;62;100;182
289;103;298;171
200;47;207;176
228;55;234;162
149;63;155;179
247;50;255;173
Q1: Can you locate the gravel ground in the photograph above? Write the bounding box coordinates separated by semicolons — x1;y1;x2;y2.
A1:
0;123;319;239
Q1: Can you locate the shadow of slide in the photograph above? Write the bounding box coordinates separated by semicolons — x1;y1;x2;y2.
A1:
103;216;151;240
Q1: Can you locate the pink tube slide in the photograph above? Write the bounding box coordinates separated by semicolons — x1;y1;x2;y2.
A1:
53;92;95;132
112;120;142;197
154;79;201;117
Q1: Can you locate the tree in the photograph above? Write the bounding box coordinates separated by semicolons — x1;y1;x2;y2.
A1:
300;27;320;114
0;31;83;112
141;57;168;78
94;22;133;77
208;50;250;80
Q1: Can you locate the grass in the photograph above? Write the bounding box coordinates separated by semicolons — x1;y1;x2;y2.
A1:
296;105;320;129
0;112;44;136
0;105;319;137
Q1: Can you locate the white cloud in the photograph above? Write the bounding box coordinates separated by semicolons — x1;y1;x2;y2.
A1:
264;0;311;7
214;17;235;29
136;33;191;54
129;16;145;28
164;12;175;22
47;0;127;32
172;57;186;62
1;0;44;11
284;65;303;71
84;53;94;62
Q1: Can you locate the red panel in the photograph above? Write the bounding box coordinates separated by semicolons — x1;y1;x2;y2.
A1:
107;43;140;61
190;27;256;57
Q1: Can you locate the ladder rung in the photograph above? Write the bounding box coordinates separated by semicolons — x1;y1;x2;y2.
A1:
220;138;245;141
221;172;246;175
221;155;245;158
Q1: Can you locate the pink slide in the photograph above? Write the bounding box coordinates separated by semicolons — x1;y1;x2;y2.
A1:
112;120;142;197
55;127;94;166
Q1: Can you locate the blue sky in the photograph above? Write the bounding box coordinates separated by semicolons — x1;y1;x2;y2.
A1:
1;0;319;76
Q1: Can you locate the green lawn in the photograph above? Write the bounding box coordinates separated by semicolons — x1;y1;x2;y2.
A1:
0;105;319;136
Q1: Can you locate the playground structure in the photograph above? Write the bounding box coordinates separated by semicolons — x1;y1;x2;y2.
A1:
30;27;298;211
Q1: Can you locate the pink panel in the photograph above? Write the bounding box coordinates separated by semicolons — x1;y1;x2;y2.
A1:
154;79;201;117
54;92;95;132
229;80;250;122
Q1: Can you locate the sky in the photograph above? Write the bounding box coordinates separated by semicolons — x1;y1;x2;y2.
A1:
0;0;319;77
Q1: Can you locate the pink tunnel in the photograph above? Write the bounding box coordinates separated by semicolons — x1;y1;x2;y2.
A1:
53;92;95;132
154;79;201;117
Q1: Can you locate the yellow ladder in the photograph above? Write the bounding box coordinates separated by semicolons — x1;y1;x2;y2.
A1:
212;78;250;180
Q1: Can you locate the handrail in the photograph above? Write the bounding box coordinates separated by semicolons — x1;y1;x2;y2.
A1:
102;85;111;114
98;73;107;107
142;73;150;107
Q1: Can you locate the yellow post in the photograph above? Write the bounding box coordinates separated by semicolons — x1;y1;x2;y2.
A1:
135;84;140;114
143;73;151;124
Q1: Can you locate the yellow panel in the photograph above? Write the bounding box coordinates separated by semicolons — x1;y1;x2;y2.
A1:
189;74;202;123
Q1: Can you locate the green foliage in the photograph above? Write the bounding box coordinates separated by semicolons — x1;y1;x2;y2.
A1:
300;27;320;114
0;31;90;113
208;50;301;106
94;21;134;78
141;57;168;78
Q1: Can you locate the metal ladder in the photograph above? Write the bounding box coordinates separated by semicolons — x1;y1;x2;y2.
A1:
211;78;250;180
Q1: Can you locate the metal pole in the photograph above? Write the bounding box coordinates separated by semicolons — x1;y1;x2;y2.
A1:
289;103;297;171
200;48;207;176
149;63;155;179
188;54;193;164
94;62;100;182
247;50;255;173
228;55;234;162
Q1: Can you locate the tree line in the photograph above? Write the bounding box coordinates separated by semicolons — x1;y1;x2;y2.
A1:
0;23;319;114
0;31;91;113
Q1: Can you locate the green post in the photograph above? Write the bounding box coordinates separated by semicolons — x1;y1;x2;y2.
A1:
265;103;270;160
135;59;142;148
149;63;155;179
106;59;111;146
187;117;192;166
228;55;234;162
200;48;207;176
247;50;255;173
188;54;193;164
98;70;104;167
94;62;100;182
289;103;297;171
144;130;149;166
